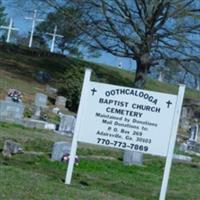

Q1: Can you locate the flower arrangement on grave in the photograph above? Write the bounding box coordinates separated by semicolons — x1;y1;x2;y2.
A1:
7;88;23;103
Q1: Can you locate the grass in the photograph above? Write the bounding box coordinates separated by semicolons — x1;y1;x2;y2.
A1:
0;42;200;105
0;43;200;200
0;122;200;200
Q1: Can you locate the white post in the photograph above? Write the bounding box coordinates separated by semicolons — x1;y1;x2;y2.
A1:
0;18;19;43
65;68;92;185
46;25;63;53
25;10;44;48
7;18;13;43
159;85;185;200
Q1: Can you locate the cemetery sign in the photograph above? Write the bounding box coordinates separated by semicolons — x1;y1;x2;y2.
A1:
65;69;185;200
78;82;177;157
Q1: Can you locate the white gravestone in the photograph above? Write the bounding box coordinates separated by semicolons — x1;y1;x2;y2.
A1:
179;143;188;152
0;100;24;122
158;71;164;82
35;93;48;108
32;93;48;120
46;85;58;97
59;115;76;134
123;151;143;165
188;124;199;142
51;141;71;161
55;96;67;108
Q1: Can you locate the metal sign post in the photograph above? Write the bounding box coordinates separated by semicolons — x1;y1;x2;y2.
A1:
65;68;92;185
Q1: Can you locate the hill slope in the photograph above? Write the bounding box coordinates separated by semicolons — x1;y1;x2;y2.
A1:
0;42;199;111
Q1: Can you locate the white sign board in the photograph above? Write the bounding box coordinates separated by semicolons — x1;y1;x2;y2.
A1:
78;82;177;157
65;69;185;200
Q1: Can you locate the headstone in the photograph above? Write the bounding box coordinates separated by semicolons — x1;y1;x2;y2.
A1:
58;115;76;134
179;143;188;152
123;151;143;166
196;80;200;91
181;107;187;119
188;124;199;142
2;140;23;158
51;141;71;161
23;118;56;130
46;85;58;97
173;154;192;162
35;93;48;108
0;100;24;123
32;93;48;120
158;71;164;82
55;96;67;108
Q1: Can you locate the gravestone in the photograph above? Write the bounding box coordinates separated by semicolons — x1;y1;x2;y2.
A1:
58;115;76;134
51;141;71;161
158;71;164;82
32;93;47;120
46;85;58;97
187;124;199;151
188;124;199;142
179;107;190;129
2;140;23;158
123;151;143;166
55;96;67;108
179;143;188;152
35;93;48;108
173;154;192;162
0;100;24;123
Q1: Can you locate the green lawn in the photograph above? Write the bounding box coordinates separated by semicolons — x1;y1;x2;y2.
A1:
0;122;200;200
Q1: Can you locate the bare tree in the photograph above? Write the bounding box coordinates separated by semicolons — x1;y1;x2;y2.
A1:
41;0;200;166
43;0;200;88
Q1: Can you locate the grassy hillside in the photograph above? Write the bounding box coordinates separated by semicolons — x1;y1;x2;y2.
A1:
0;43;200;200
0;42;199;109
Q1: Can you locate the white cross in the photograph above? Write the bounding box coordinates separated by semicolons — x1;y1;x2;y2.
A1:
0;18;19;43
25;10;44;48
46;25;64;53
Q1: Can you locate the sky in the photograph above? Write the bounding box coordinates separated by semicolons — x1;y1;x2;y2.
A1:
1;1;136;72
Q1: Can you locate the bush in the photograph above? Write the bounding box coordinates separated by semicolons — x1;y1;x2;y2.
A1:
59;67;85;111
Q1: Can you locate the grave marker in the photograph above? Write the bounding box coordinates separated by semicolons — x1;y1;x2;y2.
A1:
55;96;67;108
65;69;185;200
188;124;199;142
34;93;47;108
32;93;47;120
51;141;71;161
0;100;24;122
58;115;76;134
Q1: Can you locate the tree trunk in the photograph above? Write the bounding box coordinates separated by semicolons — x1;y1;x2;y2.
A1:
123;58;150;166
133;59;149;88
